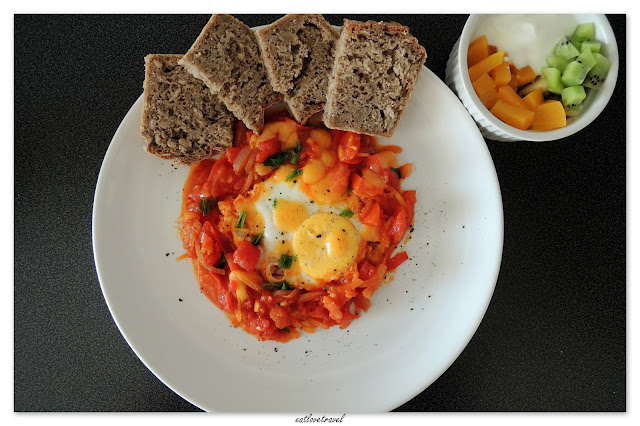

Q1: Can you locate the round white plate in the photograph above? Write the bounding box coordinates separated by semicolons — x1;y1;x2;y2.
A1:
92;65;503;412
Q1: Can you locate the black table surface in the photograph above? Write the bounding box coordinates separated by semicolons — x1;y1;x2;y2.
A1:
14;14;626;412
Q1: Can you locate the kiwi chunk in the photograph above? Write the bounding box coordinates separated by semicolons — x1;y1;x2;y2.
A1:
571;22;596;43
546;56;570;72
542;67;565;94
518;75;549;97
560;85;587;108
582;52;611;90
553;37;580;60
580;40;602;54
561;61;589;86
575;49;597;71
564;103;583;117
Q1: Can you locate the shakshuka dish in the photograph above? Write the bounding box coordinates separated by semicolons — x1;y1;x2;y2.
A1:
178;111;416;342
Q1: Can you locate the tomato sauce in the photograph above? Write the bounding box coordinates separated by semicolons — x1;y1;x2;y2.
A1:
178;114;416;342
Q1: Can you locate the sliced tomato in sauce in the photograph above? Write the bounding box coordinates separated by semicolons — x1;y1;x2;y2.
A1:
233;240;261;272
388;207;409;244
351;172;385;198
330;161;351;195
387;251;409;271
338;131;361;162
255;137;281;164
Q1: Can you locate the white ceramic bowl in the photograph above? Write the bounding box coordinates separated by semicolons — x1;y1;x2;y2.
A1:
445;14;619;142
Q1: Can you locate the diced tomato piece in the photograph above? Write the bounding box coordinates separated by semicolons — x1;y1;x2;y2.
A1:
386;251;409;271
255;137;281;163
389;207;408;244
197;222;223;267
364;153;384;175
338;132;361;162
206;156;236;199
330;162;351;195
361;201;381;226
233;240;261;272
224;146;243;165
358;261;377;280
233;120;248;146
403;189;417;205
269;305;292;329
384;168;400;190
351;173;384;198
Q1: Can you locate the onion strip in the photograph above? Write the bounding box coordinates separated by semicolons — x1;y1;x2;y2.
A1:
274;287;301;299
229;270;263;292
240;167;255;195
232;145;251;172
386;185;407;206
244;148;258;173
193;239;225;275
298;291;323;303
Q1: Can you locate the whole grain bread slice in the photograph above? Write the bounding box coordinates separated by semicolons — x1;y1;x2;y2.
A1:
179;14;282;134
140;54;234;165
255;14;339;124
323;19;427;137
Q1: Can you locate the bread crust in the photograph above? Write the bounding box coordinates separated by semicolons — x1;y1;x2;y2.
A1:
179;14;282;134
323;19;427;137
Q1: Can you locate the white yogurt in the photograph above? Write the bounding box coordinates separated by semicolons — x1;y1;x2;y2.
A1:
473;14;580;73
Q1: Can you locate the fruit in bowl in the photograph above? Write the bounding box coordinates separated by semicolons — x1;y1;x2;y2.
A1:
468;22;611;131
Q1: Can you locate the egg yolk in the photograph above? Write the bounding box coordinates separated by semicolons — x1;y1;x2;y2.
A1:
274;200;308;233
234;198;265;234
292;212;360;281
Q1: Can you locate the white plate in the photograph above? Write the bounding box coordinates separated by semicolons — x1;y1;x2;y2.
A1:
92;65;504;412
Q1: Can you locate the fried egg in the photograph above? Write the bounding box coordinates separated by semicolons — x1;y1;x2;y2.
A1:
233;163;373;290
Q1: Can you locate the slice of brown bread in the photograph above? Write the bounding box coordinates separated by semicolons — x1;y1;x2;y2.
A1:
140;54;234;165
179;14;282;134
255;14;339;124
323;19;427;137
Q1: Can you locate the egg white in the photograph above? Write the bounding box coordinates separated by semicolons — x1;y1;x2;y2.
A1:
251;180;364;286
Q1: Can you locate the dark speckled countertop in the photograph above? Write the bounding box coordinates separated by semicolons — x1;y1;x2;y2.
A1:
14;14;626;412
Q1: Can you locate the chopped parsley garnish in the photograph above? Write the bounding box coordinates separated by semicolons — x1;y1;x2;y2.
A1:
263;151;290;168
278;253;297;269
264;143;306;167
236;211;247;228
262;280;292;291
273;198;278;208
290;142;306;164
339;209;354;218
198;196;216;216
280;281;292;290
250;232;263;246
290;151;300;165
217;253;227;268
391;167;402;179
285;169;303;182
